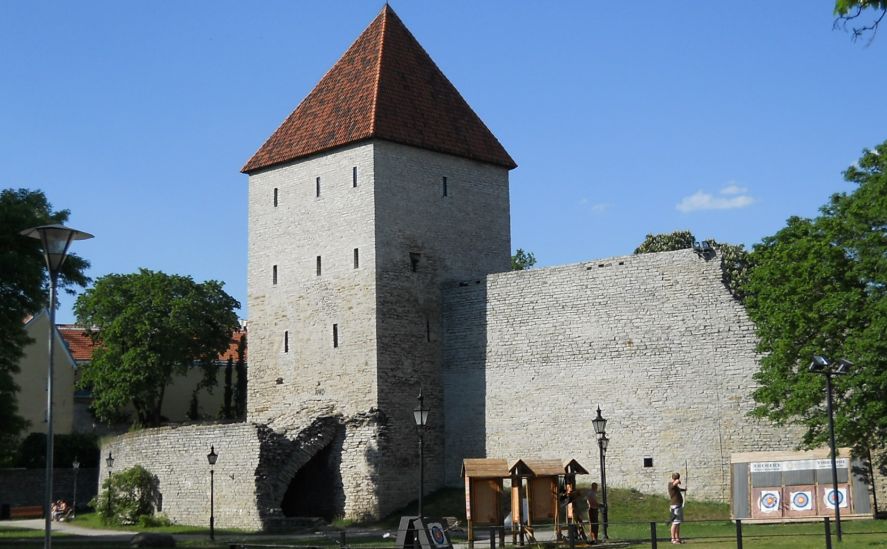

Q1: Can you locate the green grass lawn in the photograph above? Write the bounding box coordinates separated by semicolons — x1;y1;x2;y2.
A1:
3;487;885;548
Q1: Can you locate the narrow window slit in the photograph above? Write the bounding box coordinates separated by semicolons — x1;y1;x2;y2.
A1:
316;256;322;276
284;331;289;353
354;248;359;269
272;265;278;285
333;324;339;348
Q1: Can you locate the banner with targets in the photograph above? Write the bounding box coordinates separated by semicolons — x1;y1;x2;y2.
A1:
823;487;848;509
789;490;814;512
759;490;781;513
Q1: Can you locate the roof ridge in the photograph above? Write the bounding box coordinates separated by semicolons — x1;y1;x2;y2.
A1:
369;5;389;135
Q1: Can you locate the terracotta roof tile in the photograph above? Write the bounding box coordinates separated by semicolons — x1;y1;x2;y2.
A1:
242;5;516;173
56;325;247;363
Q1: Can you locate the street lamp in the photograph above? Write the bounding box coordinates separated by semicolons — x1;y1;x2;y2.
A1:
72;458;80;519
809;355;853;542
20;223;93;549
413;390;429;519
106;452;114;520
592;406;609;541
207;445;218;541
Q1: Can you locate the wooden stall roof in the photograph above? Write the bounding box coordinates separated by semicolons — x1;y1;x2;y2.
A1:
563;459;588;475
523;459;567;477
462;458;510;479
508;459;533;477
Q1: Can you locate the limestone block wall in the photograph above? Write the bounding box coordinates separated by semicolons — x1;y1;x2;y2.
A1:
442;249;801;503
247;142;378;427
100;423;265;530
372;140;511;514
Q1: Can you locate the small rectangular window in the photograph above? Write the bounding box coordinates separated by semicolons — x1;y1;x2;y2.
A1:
316;177;321;197
284;331;289;353
410;252;421;273
442;176;448;197
272;265;278;285
352;166;358;188
316;256;322;276
353;248;359;269
333;324;339;348
273;188;278;207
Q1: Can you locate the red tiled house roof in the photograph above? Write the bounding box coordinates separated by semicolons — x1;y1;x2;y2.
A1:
242;5;516;174
57;325;247;363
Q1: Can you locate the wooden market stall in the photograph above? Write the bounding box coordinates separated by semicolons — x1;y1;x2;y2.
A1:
462;458;508;542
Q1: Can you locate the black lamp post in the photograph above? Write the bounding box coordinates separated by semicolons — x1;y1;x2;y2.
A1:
413;390;429;519
72;458;79;519
809;355;853;543
20;224;92;549
207;445;218;541
105;452;114;520
592;406;609;541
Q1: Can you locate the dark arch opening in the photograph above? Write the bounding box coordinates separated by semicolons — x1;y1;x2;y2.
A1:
280;439;339;521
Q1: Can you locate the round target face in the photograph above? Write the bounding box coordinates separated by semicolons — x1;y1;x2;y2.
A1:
761;492;779;510
792;492;809;508
430;524;446;545
827;490;845;506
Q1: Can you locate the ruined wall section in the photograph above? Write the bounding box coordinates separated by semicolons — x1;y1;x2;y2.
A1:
443;249;801;502
246;142;378;428
372;140;511;515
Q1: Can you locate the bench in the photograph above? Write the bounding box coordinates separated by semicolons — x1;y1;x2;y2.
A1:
9;505;44;519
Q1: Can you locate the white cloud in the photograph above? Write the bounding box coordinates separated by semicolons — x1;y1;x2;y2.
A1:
719;183;748;195
578;198;610;213
676;185;755;213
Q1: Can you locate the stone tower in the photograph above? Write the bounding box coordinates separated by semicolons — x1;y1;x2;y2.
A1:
242;5;516;518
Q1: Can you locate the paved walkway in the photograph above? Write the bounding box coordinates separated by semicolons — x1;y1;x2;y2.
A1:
1;518;133;540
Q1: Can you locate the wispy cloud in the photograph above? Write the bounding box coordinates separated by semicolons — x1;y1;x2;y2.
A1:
579;197;610;213
676;183;755;213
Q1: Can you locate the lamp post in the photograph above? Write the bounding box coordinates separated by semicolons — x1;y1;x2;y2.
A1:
809;355;853;543
106;452;114;520
207;445;218;541
413;390;429;519
20;223;93;549
592;406;609;541
72;458;79;519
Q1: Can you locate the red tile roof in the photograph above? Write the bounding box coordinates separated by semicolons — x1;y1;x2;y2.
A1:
56;325;247;363
242;5;516;173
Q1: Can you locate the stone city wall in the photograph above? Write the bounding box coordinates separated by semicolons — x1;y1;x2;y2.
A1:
0;467;98;509
442;249;803;503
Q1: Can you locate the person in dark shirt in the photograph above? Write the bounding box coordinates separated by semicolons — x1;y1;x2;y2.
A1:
668;472;687;544
586;482;600;544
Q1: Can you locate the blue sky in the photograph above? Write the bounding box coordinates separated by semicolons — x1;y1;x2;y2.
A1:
3;1;886;324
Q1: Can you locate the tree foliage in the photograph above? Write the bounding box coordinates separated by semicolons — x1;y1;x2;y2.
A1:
834;0;887;41
511;249;537;271
92;465;161;525
0;189;91;460
745;140;887;471
633;230;695;254
74;269;240;427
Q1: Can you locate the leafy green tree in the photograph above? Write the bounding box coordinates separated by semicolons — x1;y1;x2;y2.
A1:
633;230;695;254
745;140;886;471
92;465;160;525
511;249;537;270
834;0;887;41
74;269;240;427
0;189;90;461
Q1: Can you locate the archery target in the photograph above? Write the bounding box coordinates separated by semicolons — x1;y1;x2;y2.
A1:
790;491;813;511
427;522;448;548
759;490;781;513
823;488;848;509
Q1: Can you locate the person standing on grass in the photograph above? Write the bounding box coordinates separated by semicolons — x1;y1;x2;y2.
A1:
668;472;687;544
586;482;600;544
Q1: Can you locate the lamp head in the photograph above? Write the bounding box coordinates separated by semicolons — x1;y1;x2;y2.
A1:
834;358;853;375
207;445;218;466
592;406;607;436
106;451;114;469
413;389;429;428
72;458;80;470
809;355;830;373
20;224;93;274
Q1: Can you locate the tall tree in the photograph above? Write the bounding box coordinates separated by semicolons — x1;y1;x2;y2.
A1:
0;189;90;461
834;0;887;41
511;249;537;271
74;269;240;427
745;140;887;471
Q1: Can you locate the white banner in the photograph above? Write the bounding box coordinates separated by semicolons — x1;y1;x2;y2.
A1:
789;491;814;511
759;490;781;513
750;458;849;473
823;488;848;509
